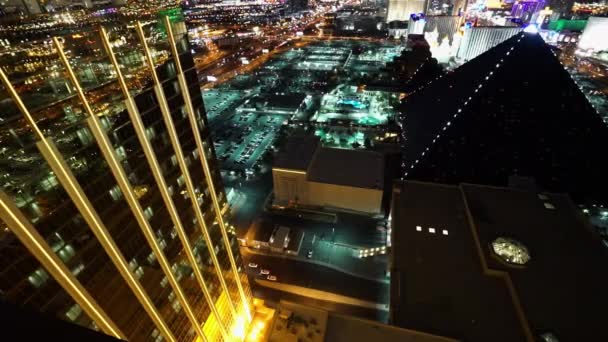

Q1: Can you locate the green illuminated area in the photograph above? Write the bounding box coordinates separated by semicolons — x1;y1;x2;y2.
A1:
312;84;397;127
205;40;403;178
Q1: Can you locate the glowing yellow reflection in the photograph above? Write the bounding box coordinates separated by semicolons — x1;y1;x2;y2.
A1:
231;315;247;341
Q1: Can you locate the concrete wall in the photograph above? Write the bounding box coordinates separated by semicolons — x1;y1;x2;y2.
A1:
273;169;383;214
307;182;383;214
273;169;309;205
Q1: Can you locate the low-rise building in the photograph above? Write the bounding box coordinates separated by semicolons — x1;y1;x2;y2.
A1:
267;300;457;342
389;180;608;341
273;136;384;214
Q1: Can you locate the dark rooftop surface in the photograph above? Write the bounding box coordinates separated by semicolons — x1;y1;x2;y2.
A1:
462;184;608;342
326;312;458;342
390;181;608;342
274;135;320;171
308;147;384;189
260;93;306;110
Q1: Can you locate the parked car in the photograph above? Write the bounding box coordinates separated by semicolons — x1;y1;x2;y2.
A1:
267;275;277;281
248;263;258;268
260;269;270;275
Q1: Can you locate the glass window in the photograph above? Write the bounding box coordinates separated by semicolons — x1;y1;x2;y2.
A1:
66;304;82;321
72;263;85;276
39;172;59;191
76;127;93;146
181;105;187;119
109;185;122;201
115;146;127;161
129;258;138;271
146;126;156;140
144;206;154;220
171;300;181;313
58;244;76;262
134;266;144;280
147;251;156;265
28;268;49;288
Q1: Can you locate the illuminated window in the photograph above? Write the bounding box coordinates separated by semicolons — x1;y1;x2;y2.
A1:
58;244;76;262
129;258;138;271
71;263;85;276
151;329;160;339
442;230;448;235
145;126;156;140
134;266;144;280
428;228;436;234
416;225;422;231
109;185;122;201
492;237;531;265
28;268;49;288
143;206;154;220
39;172;59;191
65;304;82;321
172;300;181;313
115;146;127;161
177;175;185;187
147;251;156;265
76;128;93;146
540;332;559;342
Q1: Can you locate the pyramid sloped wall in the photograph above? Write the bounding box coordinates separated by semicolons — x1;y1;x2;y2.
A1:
400;32;608;203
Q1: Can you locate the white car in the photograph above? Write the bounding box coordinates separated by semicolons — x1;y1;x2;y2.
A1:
267;275;277;281
260;269;270;275
248;263;258;268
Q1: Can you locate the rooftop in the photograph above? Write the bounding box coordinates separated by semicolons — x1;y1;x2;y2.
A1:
308;148;384;190
268;301;456;342
325;312;457;342
274;135;320;171
390;181;608;342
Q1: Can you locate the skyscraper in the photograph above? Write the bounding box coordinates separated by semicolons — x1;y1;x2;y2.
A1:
0;14;251;342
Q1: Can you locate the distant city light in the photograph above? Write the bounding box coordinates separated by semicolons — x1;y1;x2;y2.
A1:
523;24;539;34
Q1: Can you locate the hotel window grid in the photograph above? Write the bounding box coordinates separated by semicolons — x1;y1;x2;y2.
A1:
0;13;251;342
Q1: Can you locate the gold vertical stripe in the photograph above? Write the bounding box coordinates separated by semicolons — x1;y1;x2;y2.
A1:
0;35;172;342
36;138;172;342
52;37;179;342
164;16;251;321
0;192;126;340
134;21;236;337
101;22;227;341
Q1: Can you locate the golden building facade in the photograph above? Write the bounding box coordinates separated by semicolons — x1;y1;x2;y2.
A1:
0;14;251;342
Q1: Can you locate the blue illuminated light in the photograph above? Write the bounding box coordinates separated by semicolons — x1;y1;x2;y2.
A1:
523;24;539;34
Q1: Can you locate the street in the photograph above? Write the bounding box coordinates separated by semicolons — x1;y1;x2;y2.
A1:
242;250;389;304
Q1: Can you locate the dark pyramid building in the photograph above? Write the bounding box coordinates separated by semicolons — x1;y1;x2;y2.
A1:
399;31;608;204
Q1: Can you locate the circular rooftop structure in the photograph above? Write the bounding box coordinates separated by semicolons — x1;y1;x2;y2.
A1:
491;237;531;266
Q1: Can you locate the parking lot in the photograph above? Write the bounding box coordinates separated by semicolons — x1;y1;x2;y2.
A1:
211;111;286;175
202;89;244;121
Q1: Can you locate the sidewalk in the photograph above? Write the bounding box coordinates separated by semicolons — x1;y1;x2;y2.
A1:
255;279;389;311
241;246;389;284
